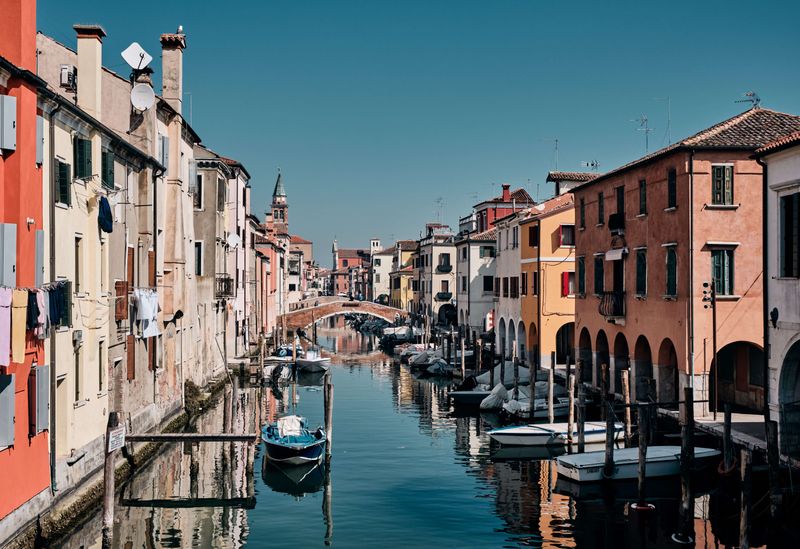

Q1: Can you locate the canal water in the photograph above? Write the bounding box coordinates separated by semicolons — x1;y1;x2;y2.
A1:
57;321;794;548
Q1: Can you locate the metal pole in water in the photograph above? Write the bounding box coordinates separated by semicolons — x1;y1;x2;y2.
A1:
476;338;482;374
325;375;334;459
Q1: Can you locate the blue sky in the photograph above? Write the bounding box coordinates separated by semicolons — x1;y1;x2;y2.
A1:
39;0;800;263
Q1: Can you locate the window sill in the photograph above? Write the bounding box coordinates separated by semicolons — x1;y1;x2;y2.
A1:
559;245;576;249
73;399;88;409
663;206;677;213
96;391;108;398
715;294;741;301
596;223;604;228
55;202;70;210
636;213;647;218
575;293;585;299
705;204;739;211
662;295;678;301
634;294;647;300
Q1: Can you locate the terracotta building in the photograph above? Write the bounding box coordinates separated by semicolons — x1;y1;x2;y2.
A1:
571;108;800;411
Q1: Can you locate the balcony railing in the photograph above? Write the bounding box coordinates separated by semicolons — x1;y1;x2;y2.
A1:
599;291;625;318
435;291;452;302
215;274;234;298
436;264;452;273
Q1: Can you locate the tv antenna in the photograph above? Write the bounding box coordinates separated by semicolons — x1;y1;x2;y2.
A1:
541;138;560;170
130;83;155;111
121;42;153;72
631;115;653;153
735;91;761;109
581;159;600;172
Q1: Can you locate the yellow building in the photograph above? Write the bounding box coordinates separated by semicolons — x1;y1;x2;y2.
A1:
520;193;576;369
389;240;417;311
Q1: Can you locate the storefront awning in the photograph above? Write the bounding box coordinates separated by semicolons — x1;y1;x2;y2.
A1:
605;247;628;261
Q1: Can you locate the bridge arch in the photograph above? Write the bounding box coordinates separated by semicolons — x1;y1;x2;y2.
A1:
280;300;408;333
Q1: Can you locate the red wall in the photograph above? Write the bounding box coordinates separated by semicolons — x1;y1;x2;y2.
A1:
0;0;51;519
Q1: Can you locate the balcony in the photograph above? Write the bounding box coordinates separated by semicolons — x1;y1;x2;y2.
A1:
599;291;625;319
436;264;452;273
215;274;234;298
435;291;452;302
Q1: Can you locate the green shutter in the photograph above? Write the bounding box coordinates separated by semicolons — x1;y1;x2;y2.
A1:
636;250;646;295
74;138;92;180
724;165;734;205
666;249;677;296
101;151;114;189
578;257;585;294
58;161;71;206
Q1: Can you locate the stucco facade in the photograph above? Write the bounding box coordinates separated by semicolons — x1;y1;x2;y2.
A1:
455;229;496;338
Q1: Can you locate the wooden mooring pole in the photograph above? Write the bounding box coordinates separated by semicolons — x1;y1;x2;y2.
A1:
461;337;466;380
632;402;655;511
766;419;781;518
576;360;585;453
512;346;519;400
723;403;734;473
740;448;752;549
102;411;121;549
603;397;615;479
600;363;608;420
621;370;632;447
476;338;483;374
567;374;575;446
677;387;695;544
324;374;334;459
548;360;555;424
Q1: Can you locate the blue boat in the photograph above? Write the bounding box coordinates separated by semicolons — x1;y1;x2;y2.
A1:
262;415;326;466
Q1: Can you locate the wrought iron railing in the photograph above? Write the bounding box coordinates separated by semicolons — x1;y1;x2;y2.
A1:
599;291;625;317
215;274;234;298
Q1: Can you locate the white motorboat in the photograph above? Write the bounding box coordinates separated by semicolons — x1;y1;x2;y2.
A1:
502;396;571;420
295;348;331;373
556;445;721;483
489;421;624;447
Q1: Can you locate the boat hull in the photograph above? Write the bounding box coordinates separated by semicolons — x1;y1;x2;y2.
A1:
296;358;330;373
264;438;326;465
450;390;491;406
489;422;623;447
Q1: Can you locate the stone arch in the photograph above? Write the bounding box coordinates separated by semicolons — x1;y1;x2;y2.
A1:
596;330;610;389
578;327;593;383
507;319;517;360
517;322;527;365
555;322;575;366
779;339;800;458
613;333;630;394
498;318;506;360
633;335;654;402
656;338;679;406
528;322;538;369
438;304;457;326
711;341;764;414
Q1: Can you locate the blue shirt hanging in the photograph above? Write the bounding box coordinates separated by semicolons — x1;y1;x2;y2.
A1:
98;195;113;233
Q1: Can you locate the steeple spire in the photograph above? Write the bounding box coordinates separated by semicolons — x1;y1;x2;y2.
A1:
272;168;286;200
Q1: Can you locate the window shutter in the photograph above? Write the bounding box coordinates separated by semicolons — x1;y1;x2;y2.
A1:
115;280;129;320
578;258;585;294
101;151;114;189
636;251;646;295
147;338;155;371
63;280;73;327
724;165;734;205
668;169;677;207
558;225;563;246
561;272;569;297
58;161;72;206
0;374;15;448
162;136;170;168
28;364;50;434
126;334;136;380
667;250;677;295
148;250;156;286
27;368;37;435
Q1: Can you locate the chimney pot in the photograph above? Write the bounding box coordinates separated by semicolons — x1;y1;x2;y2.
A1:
502;184;511;202
73;24;106;41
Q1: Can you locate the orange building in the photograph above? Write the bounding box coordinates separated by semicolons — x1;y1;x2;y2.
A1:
0;0;51;521
571;108;800;410
519;191;577;369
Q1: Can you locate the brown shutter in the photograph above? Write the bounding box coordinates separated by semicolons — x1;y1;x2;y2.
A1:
126;247;135;285
115;281;129;320
126;334;135;380
147;339;155;371
147;250;156;286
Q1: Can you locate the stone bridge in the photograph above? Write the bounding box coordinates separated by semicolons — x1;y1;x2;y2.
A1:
280;299;408;332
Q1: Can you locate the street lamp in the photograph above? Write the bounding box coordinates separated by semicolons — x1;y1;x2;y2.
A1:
702;281;718;420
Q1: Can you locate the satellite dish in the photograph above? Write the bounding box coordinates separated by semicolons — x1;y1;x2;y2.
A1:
130;83;155;111
121;42;153;70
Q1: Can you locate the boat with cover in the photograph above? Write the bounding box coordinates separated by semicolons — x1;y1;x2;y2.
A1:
450;363;532;405
262;415;326;465
489;421;624;446
296;348;331;373
556;445;721;483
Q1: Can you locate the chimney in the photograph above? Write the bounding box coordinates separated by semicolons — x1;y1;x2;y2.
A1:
160;30;186;115
73;25;106;118
0;0;36;70
501;184;511;202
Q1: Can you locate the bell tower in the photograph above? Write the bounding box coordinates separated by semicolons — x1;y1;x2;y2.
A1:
271;169;288;231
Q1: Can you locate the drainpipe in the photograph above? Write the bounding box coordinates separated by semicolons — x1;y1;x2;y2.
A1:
152;164;164;405
466;236;471;334
48;100;61;493
536;219;542;372
688;150;695;391
756;156;770;422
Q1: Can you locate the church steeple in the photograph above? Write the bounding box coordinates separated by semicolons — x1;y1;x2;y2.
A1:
270;169;288;227
272;169;286;203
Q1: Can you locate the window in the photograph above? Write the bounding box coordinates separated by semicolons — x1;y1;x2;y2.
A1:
711;249;734;295
98;340;105;392
74;344;82;401
780;192;799;277
502;277;509;298
479;246;495;258
56;160;72;205
521;272;528;296
483;276;493;292
667;168;677;208
666;247;678;296
494;277;500;297
560;224;575;247
441;280;449;293
579;198;586;229
438;253;450;267
532;271;539;295
73;137;92;180
375;273;381;283
460;276;467;292
577;257;585;295
343;259;349;267
461;247;467;260
158;134;169;167
194;173;203;209
217;178;226;211
194;242;202;276
74;236;83;293
289;284;296;291
711;165;734;205
101;150;114;189
510;276;519;298
616;185;625;215
561;272;576;297
528;225;539;247
374;258;381;266
635;249;647;296
597;192;605;224
638;180;647;214
512;227;519;248
594;256;604;294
